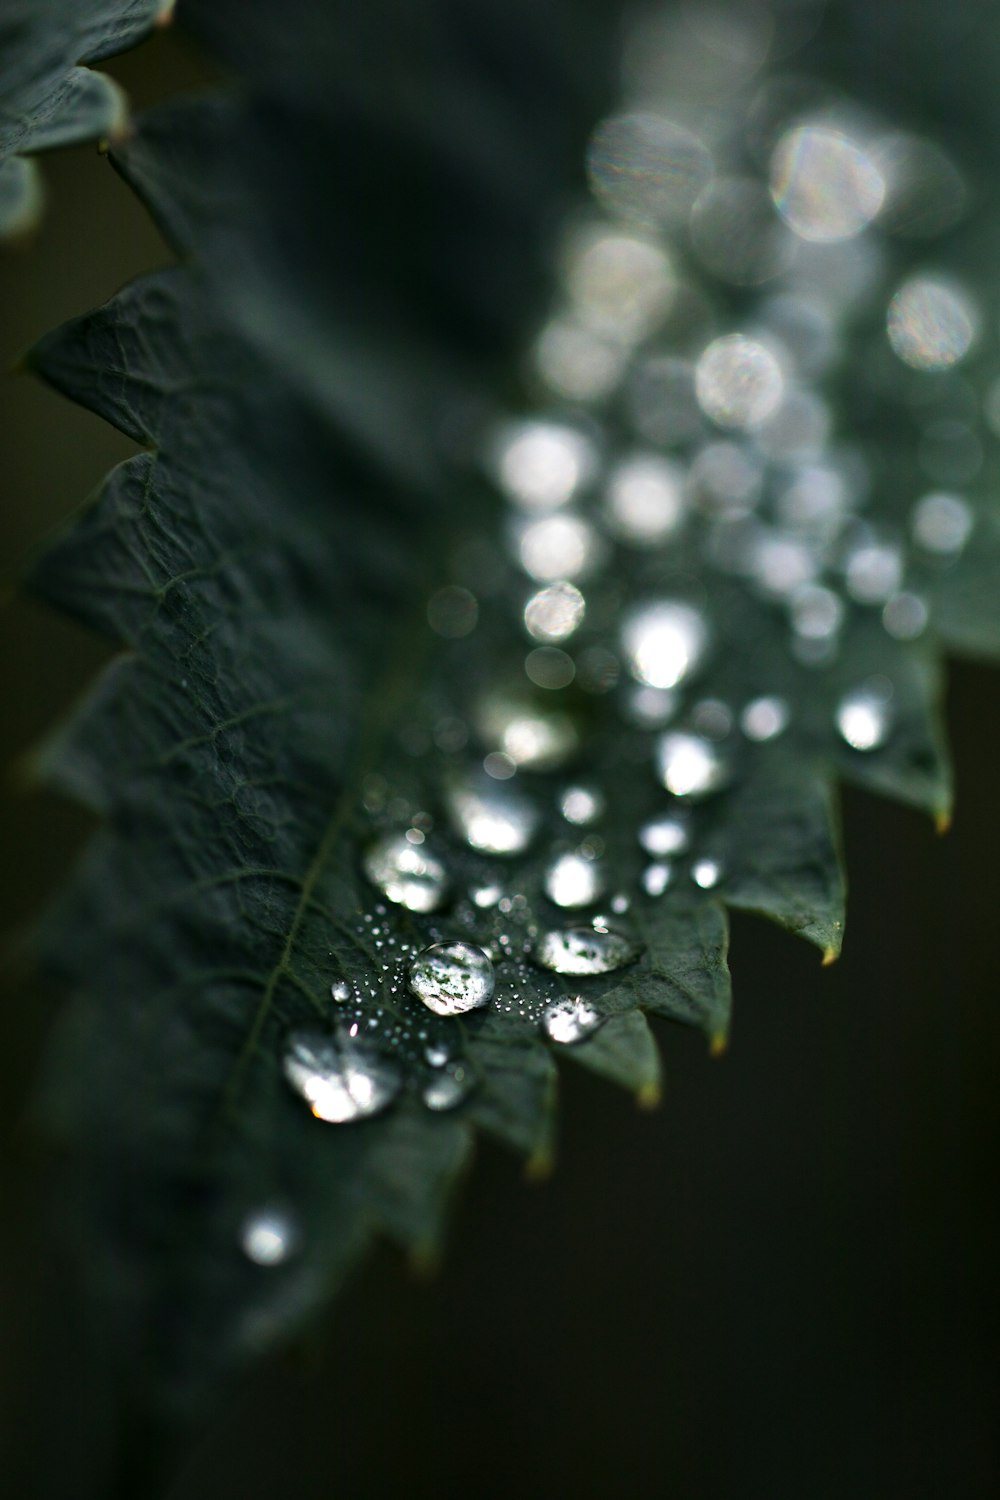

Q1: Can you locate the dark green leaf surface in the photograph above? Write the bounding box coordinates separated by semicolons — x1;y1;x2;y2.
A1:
12;0;1000;1470
0;0;169;236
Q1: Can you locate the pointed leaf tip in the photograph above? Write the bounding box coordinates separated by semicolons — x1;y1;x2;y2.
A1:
524;1149;555;1184
709;1032;729;1058
821;946;839;967
636;1082;662;1111
935;809;953;835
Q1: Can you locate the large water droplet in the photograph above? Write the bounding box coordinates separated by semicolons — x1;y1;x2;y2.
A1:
534;923;641;976
523;581;586;643
362;833;449;913
408;941;495;1017
887;276;977;371
544;852;606;909
695;334;785;430
239;1207;301;1266
492;419;596;510
770;125;885;243
283;1026;402;1123
655;732;730;798
445;770;539;856
621;601;708;690
543;997;604;1045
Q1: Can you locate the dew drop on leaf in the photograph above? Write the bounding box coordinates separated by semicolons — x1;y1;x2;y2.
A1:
655;731;730;797
769;125;885;244
911;491;973;555
407;941;495;1017
543;996;604;1045
283;1027;402;1123
639;812;690;856
239;1207;300;1267
695;333;784;430
642;862;672;896
621;601;709;690
362;833;449;913
422;1064;474;1112
445;769;539;856
835;688;894;751
691;858;723;890
887;276;977;370
544;851;606;909
533;923;641;976
740;695;790;741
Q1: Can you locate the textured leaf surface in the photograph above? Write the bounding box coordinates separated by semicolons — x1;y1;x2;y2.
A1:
0;0;169;236
12;0;1000;1475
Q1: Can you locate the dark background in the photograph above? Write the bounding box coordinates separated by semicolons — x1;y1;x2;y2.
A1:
1;24;998;1500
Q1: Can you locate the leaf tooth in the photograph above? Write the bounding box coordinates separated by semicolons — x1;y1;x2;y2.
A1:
723;764;846;957
16;69;127;155
466;1036;558;1162
564;1008;662;1100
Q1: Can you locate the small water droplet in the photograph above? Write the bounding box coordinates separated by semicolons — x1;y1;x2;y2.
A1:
408;942;495;1017
239;1207;300;1267
424;1042;451;1068
587;112;713;228
770;125;885;244
544;852;606;909
882;591;929;640
655;732;730;798
740;695;790;742
560;785;604;825
331;979;351;1003
423;1064;474;1112
534;923;641;976
427;585;479;638
844;542;903;605
692;858;723;890
492;419;596;510
362;833;449;913
642;862;672;896
621;601;709;690
911;491;973;555
836;687;893;751
543;996;604;1045
283;1026;402;1123
523;581;586;643
471;882;503;909
604;454;686;544
639;813;690;857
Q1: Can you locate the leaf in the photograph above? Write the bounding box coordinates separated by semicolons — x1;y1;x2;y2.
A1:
12;0;1000;1483
0;0;171;237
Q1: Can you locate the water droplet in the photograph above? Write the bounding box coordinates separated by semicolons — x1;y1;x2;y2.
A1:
740;695;790;742
695;334;785;430
844;542;904;605
770;125;885;243
642;862;672;896
543;996;604;1045
604;454;685;544
544;852;606;909
624;684;678;728
639;813;690;857
534;923;641;976
621;601;708;690
331;979;351;1003
835;688;893;751
516;513;602;583
423;1064;474;1112
626;355;703;447
445;770;539;856
362;834;449;913
887;277;977;371
471;882;503;909
239;1207;300;1267
283;1026;402;1123
424;1042;451;1067
655;732;730;798
560;785;604;825
408;942;495;1017
525;646;576;690
477;694;578;771
790;583;845;640
689;441;763;518
882;591;929;640
492;420;596;510
692;858;723;890
563;223;675;340
874;132;967;240
911;491;973;555
534;315;628;403
427;586;478;638
691;698;733;741
524;581;586;643
587;112;713;228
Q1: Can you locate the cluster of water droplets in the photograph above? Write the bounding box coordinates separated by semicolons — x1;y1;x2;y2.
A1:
264;0;996;1191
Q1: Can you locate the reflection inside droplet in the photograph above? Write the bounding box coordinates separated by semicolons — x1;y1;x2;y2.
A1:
362;833;449;913
543;996;604;1044
408;941;495;1017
